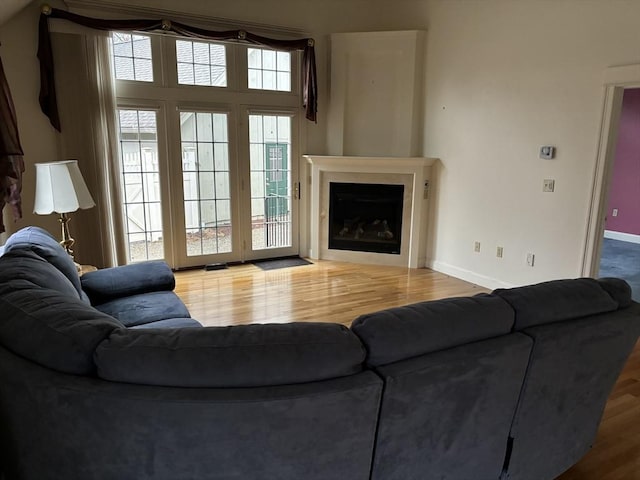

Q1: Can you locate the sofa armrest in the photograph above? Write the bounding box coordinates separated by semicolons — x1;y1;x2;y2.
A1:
80;260;175;305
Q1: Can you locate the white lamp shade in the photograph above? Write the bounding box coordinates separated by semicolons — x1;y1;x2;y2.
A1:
34;160;96;214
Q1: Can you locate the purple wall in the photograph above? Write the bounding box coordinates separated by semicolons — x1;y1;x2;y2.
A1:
605;88;640;235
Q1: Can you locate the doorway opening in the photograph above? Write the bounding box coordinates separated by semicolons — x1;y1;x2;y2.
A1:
584;64;640;302
597;88;640;301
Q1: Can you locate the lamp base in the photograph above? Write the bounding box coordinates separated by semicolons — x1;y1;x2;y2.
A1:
59;212;75;260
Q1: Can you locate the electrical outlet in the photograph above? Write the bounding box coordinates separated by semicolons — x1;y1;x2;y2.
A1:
526;253;535;267
543;179;555;193
612;208;618;217
496;246;503;258
474;241;481;253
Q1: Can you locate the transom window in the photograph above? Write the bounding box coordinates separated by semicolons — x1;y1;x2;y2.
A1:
111;33;295;93
247;48;291;91
176;40;227;87
111;33;153;82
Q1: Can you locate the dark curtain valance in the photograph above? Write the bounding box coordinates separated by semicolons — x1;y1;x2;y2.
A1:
37;7;318;131
0;52;25;233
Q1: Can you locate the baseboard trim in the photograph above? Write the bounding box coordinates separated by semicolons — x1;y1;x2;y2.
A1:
604;230;640;244
427;260;513;290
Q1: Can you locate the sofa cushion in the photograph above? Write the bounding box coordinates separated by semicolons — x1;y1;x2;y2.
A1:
0;250;80;299
80;261;175;305
503;305;640;480
597;277;632;308
494;278;620;331
95;322;366;387
370;333;533;480
3;226;82;297
131;318;202;329
93;291;190;327
351;293;515;367
0;287;122;375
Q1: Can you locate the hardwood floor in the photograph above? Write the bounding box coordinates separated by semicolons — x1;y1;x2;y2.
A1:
174;260;640;480
174;259;485;327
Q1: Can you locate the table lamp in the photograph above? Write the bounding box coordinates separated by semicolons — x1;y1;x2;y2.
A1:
33;160;95;259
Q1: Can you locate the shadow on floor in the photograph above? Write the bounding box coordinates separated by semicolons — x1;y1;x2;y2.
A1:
599;238;640;302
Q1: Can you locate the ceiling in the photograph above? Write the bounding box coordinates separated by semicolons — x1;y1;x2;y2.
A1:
0;0;32;27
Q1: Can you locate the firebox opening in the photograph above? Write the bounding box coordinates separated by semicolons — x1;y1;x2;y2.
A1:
328;182;404;255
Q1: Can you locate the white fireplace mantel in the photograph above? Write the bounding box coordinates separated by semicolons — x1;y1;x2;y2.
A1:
304;155;436;268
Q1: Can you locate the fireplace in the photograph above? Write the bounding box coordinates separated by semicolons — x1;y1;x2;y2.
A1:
329;182;404;254
304;155;435;268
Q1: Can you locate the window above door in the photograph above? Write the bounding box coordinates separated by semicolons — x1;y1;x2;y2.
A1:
110;32;299;99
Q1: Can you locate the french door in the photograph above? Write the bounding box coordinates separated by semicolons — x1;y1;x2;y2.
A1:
116;106;299;268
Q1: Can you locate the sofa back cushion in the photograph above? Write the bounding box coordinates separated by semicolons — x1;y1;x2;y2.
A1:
0;250;80;299
493;278;620;331
351;293;514;367
3;226;82;297
0;287;122;375
596;277;632;308
502;305;640;480
95;322;366;387
369;333;532;480
0;345;382;480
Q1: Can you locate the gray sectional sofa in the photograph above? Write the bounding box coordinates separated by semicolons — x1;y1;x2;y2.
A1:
0;226;638;480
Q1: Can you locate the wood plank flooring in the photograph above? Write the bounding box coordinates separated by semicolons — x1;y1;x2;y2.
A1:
174;260;640;480
174;259;485;327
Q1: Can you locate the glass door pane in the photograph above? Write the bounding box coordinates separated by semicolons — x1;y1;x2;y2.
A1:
180;111;233;257
249;114;292;251
117;109;164;262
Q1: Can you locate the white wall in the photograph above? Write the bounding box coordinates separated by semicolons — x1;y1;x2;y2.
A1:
93;0;429;34
422;0;640;288
327;31;426;157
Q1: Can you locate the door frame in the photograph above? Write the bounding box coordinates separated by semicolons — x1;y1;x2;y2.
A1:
582;64;640;276
112;35;305;268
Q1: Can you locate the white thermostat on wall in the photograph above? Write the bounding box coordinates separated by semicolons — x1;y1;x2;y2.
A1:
539;146;556;159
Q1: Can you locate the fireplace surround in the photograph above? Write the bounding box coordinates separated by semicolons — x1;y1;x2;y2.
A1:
304;156;435;268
